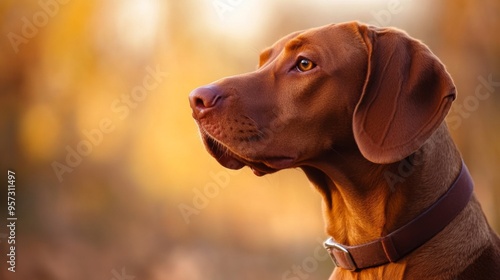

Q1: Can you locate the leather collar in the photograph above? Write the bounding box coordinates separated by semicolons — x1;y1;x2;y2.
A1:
323;161;474;271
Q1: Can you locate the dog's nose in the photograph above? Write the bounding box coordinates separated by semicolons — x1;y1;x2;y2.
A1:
189;86;222;116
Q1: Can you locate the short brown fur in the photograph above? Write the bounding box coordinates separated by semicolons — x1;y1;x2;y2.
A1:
189;22;500;279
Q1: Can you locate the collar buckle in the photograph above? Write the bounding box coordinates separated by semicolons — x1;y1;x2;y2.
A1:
323;237;357;271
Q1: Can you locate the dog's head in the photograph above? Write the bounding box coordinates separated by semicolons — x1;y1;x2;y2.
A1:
189;22;456;176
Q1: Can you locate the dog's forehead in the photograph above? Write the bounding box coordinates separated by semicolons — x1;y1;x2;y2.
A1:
274;23;358;48
259;30;303;67
258;23;361;67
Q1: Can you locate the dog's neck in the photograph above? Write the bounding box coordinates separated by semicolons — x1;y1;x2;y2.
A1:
301;124;462;246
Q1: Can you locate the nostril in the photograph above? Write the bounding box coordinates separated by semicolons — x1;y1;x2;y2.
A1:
194;96;206;108
189;86;223;112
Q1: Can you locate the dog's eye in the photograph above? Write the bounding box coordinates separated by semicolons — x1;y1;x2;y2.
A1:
295;58;316;72
297;59;315;71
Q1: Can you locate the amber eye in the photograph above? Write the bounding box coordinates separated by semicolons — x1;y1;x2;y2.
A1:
296;58;315;72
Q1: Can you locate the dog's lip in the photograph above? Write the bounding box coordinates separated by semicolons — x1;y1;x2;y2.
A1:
201;130;296;175
249;157;296;177
203;133;245;170
259;156;296;169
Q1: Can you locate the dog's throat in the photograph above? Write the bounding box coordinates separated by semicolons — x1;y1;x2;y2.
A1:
323;161;474;271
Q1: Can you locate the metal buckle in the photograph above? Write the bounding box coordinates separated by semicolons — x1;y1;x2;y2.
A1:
323;237;357;271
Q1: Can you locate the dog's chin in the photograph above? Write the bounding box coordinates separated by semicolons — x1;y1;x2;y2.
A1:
202;134;295;177
203;135;246;170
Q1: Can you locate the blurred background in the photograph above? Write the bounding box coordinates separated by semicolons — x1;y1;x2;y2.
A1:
0;0;499;279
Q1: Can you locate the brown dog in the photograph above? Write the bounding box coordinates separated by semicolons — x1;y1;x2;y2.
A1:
189;22;500;279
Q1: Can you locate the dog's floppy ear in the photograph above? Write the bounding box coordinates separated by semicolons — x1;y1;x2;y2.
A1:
352;24;456;164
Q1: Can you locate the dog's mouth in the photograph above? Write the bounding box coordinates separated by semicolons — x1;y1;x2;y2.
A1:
200;130;295;176
203;133;245;170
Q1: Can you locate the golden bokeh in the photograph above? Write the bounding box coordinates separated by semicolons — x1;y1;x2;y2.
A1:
1;0;499;279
